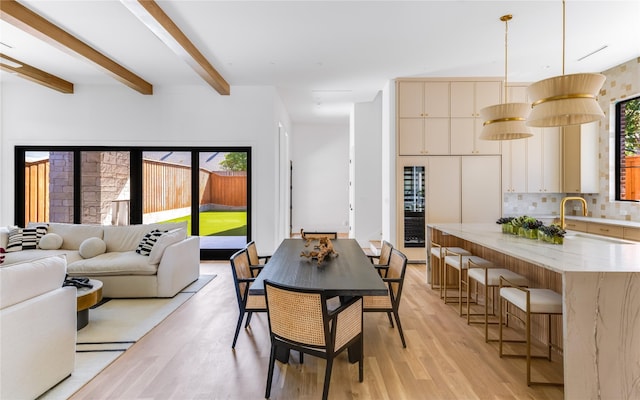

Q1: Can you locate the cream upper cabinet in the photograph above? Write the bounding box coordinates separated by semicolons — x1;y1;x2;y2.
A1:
563;121;599;193
527;127;562;193
502;139;527;193
501;85;528;193
450;81;502;155
397;81;450;155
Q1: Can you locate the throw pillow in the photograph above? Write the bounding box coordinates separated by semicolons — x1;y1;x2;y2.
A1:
135;229;166;256
6;226;47;252
39;233;64;250
79;237;107;259
148;228;187;264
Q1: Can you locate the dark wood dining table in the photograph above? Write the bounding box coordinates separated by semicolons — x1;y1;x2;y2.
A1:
249;238;388;297
249;238;388;363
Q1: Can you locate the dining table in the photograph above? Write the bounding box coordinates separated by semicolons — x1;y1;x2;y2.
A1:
249;238;388;362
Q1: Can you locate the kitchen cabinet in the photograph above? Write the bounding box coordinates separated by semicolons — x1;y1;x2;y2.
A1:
450;81;502;155
397;81;450;155
501;85;528;193
587;222;624;239
563;121;599;193
563;219;587;232
427;156;461;223
624;227;640;241
502;136;527;193
461;156;502;222
396;155;502;261
527;127;563;193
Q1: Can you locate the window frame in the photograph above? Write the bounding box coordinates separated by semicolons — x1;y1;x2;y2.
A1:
14;145;252;260
614;95;640;202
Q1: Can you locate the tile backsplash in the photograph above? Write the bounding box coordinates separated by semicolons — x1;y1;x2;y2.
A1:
504;57;640;223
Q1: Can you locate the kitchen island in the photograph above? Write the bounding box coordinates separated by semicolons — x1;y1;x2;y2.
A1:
428;223;640;400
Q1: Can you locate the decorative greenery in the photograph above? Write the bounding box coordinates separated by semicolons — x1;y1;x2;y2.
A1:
219;152;247;172
624;98;640;156
538;224;566;238
496;217;515;225
521;217;543;230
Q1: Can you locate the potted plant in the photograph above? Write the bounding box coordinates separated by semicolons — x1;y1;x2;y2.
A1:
538;224;566;244
496;217;515;234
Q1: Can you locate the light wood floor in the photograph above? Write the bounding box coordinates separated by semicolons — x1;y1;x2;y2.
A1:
70;261;564;399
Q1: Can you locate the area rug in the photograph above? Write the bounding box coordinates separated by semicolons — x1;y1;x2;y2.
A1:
38;274;216;400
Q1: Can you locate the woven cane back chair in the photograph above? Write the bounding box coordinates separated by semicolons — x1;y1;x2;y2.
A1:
363;248;408;347
367;240;393;278
264;280;364;400
230;249;267;348
245;241;271;277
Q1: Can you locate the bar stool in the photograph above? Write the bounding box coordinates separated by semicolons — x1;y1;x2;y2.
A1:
499;277;563;386
466;259;529;342
429;242;471;298
443;249;493;316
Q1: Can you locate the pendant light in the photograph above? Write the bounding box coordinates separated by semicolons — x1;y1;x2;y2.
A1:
479;14;533;141
526;0;605;127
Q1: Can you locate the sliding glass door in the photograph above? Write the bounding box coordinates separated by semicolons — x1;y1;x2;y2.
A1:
15;146;251;259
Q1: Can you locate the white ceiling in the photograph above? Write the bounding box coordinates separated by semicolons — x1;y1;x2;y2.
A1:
1;0;639;124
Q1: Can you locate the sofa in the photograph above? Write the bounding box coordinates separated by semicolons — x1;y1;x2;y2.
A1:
0;222;200;298
0;255;76;399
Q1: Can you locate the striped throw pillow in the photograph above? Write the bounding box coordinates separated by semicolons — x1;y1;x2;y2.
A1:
135;229;166;256
6;225;48;252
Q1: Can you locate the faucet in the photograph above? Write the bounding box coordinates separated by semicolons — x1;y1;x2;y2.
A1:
560;196;588;230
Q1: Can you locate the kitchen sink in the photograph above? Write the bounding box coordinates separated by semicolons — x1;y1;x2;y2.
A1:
564;232;635;244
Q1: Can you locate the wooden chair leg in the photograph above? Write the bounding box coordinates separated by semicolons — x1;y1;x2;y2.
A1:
392;308;407;348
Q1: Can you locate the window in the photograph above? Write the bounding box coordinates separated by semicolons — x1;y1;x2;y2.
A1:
616;95;640;201
15;146;251;260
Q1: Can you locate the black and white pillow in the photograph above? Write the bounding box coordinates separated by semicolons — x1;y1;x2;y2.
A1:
6;225;48;252
135;229;166;256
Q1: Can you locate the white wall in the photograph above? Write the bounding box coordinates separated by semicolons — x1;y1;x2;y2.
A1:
351;93;383;247
290;123;350;234
0;81;290;253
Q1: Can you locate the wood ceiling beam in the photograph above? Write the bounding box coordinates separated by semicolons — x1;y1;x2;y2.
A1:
0;0;153;94
0;52;73;93
121;0;230;95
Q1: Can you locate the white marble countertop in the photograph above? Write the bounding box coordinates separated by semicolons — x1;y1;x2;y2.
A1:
428;223;640;274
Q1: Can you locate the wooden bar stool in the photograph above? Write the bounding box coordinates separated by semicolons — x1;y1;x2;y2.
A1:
443;250;493;316
499;277;563;386
429;242;471;297
466;259;529;342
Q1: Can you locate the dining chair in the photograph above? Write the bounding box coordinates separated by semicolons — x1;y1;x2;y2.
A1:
230;248;267;348
263;280;364;400
367;240;393;274
363;248;408;347
245;240;271;277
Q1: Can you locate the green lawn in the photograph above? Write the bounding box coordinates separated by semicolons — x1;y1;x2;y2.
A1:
161;211;247;236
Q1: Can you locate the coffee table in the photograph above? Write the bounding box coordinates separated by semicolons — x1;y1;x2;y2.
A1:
76;279;103;330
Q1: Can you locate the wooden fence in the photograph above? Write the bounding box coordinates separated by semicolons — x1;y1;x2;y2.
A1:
624;155;640;200
24;159;50;224
25;159;247;218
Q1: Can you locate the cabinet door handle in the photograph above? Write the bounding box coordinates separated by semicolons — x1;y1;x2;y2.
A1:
600;228;610;232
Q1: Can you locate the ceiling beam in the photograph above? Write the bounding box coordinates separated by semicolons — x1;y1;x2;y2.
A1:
0;0;153;94
121;0;230;95
0;52;73;93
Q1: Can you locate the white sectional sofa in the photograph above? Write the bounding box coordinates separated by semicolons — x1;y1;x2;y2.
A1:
0;222;200;298
0;255;76;400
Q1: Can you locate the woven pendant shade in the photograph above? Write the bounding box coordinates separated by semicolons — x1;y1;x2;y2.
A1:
479;102;532;140
479;14;532;141
526;72;606;127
